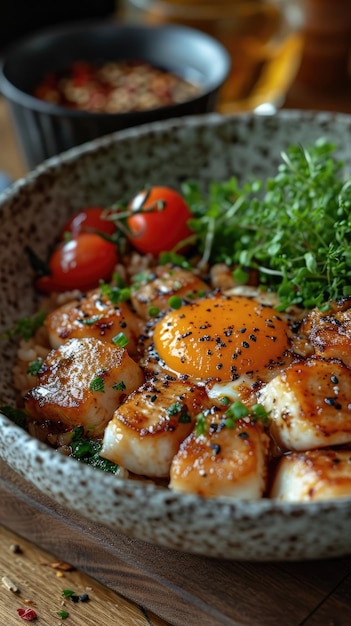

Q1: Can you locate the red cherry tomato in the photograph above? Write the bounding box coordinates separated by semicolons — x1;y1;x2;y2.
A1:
127;186;193;255
36;232;118;293
61;206;116;238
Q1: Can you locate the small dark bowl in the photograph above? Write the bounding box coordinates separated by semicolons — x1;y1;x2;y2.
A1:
0;20;230;169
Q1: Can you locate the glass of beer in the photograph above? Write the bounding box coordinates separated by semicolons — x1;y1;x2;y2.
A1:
123;0;305;113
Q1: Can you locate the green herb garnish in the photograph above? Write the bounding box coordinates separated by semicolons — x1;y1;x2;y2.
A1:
57;610;69;619
2;310;46;341
112;380;126;391
182;139;351;310
61;589;75;598
167;401;191;423
89;376;105;393
70;431;120;474
168;295;182;310
112;332;129;348
26;358;43;376
0;405;28;429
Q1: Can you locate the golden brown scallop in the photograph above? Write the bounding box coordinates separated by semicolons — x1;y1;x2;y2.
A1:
45;287;143;355
258;356;351;451
170;414;270;499
130;264;210;320
271;449;351;501
24;337;144;436
100;376;212;477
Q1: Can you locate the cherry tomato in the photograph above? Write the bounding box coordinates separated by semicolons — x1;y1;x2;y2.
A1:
127;186;193;255
61;206;116;238
36;232;118;293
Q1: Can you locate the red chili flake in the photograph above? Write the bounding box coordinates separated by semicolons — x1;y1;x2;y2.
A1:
16;608;38;620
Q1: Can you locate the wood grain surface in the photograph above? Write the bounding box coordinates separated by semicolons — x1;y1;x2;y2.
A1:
2;460;351;626
0;524;168;626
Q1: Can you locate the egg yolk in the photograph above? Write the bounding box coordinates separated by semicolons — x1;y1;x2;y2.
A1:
153;295;290;381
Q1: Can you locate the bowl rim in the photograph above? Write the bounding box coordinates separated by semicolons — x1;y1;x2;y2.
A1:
0;19;231;118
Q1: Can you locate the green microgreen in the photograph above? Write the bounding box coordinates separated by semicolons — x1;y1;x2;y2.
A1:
181;139;351;310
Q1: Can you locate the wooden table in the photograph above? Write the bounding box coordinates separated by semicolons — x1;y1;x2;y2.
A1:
2;85;351;625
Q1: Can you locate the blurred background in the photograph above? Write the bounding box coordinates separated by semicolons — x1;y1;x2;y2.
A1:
0;0;351;182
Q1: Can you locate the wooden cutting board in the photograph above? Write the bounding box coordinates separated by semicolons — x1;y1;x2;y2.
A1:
1;460;351;626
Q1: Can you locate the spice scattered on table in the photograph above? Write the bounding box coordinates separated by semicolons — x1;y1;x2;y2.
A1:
16;607;38;621
1;575;19;593
57;610;69;619
9;543;22;554
61;588;90;604
33;60;200;113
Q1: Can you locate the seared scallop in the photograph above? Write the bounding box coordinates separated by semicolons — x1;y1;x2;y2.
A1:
170;414;270;499
45;287;143;355
100;377;211;477
130;264;210;320
300;298;351;367
271;449;351;501
258;356;351;451
24;337;144;436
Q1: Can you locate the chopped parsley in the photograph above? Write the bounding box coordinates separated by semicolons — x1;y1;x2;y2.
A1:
100;282;131;304
89;376;105;392
26;358;43;376
167;401;191;423
113;380;126;391
195;412;207;436
0;405;28;429
70;430;120;474
2;310;46;341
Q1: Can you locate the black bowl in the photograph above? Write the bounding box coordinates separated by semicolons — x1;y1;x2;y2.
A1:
0;20;230;169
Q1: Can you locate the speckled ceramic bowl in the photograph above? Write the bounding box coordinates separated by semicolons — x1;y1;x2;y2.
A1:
1;110;351;561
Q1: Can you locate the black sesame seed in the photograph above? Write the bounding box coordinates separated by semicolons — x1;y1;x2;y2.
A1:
210;443;221;455
324;397;342;409
79;594;90;603
70;595;79;603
